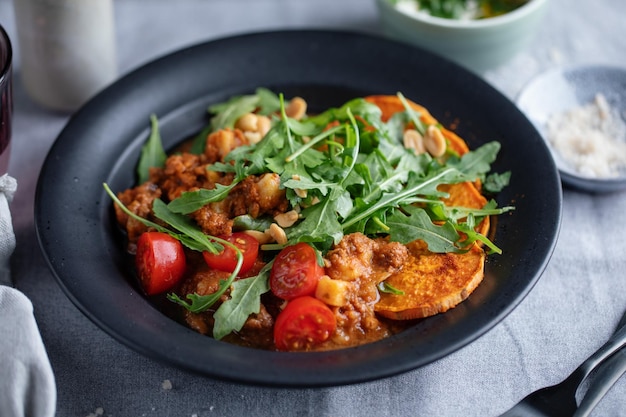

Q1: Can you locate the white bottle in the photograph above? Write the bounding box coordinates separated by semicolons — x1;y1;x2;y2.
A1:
13;0;117;112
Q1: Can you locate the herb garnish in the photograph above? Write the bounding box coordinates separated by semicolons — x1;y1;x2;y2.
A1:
137;115;167;184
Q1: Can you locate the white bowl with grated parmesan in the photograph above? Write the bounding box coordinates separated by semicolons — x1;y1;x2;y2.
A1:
517;65;626;193
546;93;626;178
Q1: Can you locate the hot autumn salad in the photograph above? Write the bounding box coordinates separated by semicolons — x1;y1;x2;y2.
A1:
105;90;514;351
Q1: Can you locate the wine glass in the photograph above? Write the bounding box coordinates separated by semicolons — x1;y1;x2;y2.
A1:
0;24;12;175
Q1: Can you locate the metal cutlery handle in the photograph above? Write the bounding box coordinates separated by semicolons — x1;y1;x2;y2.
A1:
571;313;626;383
572;311;626;416
573;346;626;417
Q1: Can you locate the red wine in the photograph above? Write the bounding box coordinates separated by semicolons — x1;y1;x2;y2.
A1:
0;25;12;175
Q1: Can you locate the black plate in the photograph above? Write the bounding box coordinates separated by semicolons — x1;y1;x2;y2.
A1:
35;30;561;387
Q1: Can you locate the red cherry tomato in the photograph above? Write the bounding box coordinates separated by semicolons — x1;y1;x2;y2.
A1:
135;232;186;295
274;296;337;351
202;232;259;275
270;242;324;300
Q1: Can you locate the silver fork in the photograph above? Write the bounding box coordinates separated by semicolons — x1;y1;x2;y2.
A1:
498;309;626;417
574;345;626;416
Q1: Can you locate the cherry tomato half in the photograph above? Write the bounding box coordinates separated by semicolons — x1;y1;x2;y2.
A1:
202;232;259;275
274;296;337;351
270;242;324;300
135;232;186;295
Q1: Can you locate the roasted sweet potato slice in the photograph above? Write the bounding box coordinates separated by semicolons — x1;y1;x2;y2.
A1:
364;95;469;156
374;180;490;320
374;240;485;320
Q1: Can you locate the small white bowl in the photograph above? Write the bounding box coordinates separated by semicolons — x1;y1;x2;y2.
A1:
376;0;550;73
517;65;626;193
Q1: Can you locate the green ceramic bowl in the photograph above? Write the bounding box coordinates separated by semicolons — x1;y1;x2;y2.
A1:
376;0;550;73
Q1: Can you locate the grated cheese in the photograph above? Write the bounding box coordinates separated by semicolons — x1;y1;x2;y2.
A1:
546;93;626;178
85;408;104;417
161;379;173;390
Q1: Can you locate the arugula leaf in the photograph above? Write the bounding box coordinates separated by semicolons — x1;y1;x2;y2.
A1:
212;265;271;340
447;200;514;254
455;220;502;254
483;171;511;194
339;111;361;181
137;115;167;184
384;111;410;146
377;281;405;295
232;215;273;232
334;189;355;219
397;92;428;135
433;199;515;223
387;205;461;253
311;98;385;132
377;134;412;166
167;280;231;314
285;116;324;137
282;172;343;197
356;149;418;204
286;198;344;249
285;124;344;163
229;126;286;175
255;88;282;115
263;146;293;175
189;125;212;155
448;141;501;178
209;95;258;131
209;88;281;131
166;183;238;214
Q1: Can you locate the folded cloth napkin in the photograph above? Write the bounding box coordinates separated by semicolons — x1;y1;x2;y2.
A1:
0;174;16;286
0;175;56;417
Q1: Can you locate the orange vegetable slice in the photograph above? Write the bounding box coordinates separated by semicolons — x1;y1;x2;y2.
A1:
374;240;485;320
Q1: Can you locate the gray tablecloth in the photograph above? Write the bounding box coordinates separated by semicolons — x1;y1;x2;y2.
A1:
1;0;625;416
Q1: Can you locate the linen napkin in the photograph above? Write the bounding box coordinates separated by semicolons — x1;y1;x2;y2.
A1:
0;175;56;417
0;174;16;286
